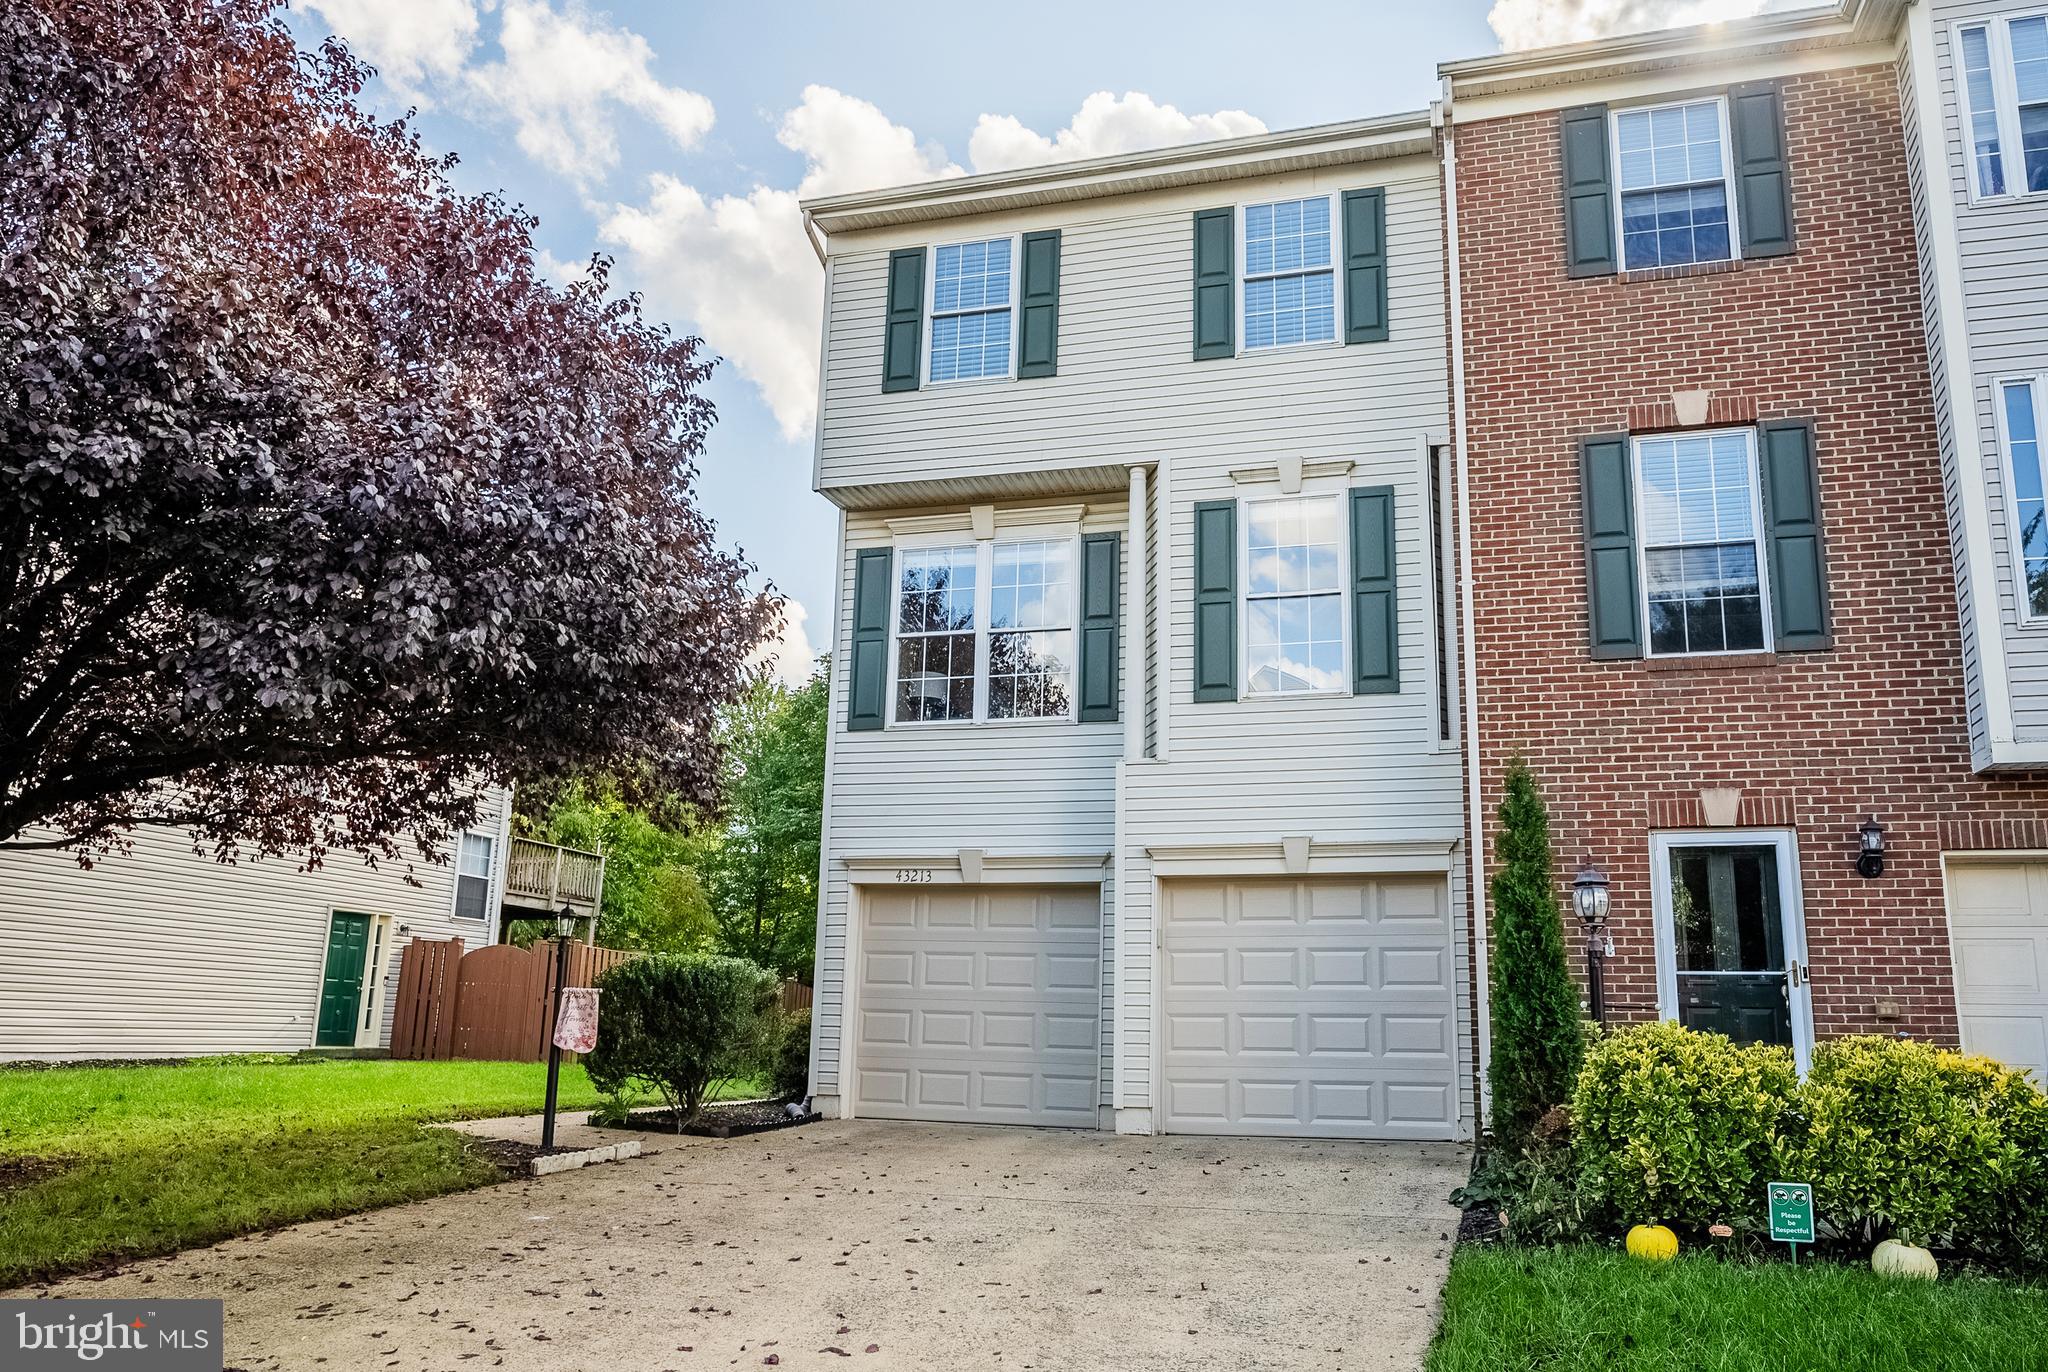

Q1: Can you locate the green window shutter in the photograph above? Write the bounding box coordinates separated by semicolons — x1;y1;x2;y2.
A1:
1759;420;1831;651
1191;208;1235;361
1078;532;1120;721
1580;433;1642;658
1730;82;1795;259
1341;188;1388;345
848;546;893;730
1349;486;1399;694
1018;230;1061;379
881;247;925;393
1560;105;1617;278
1192;500;1237;700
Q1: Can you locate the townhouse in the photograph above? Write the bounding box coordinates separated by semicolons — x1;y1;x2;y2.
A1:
1443;0;2048;1085
800;0;2048;1138
803;119;1472;1138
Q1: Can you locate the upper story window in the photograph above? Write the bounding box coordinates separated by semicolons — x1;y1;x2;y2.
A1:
927;237;1014;383
1613;98;1736;270
1637;429;1769;656
1958;14;2048;199
1243;495;1346;694
453;832;494;920
1997;376;2048;618
1241;196;1337;350
893;537;1074;723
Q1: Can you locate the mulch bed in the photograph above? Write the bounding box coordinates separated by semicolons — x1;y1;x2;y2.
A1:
598;1099;819;1138
463;1138;551;1177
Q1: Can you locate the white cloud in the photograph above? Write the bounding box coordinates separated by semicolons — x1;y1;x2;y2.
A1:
752;598;823;688
533;247;593;284
300;0;479;99
473;0;714;186
1487;0;1771;49
601;86;961;441
968;91;1265;174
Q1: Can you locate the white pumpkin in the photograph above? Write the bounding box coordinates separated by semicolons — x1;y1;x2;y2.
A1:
1871;1239;1939;1280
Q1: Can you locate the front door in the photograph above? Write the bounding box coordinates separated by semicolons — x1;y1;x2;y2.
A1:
316;912;372;1047
1652;831;1812;1070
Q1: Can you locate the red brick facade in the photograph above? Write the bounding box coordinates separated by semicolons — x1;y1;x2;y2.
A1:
1455;62;2048;1049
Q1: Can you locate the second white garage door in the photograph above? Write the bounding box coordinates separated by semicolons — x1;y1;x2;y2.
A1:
1947;861;2048;1084
1161;876;1458;1140
854;885;1101;1127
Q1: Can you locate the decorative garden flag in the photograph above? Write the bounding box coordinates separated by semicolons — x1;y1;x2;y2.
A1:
554;988;600;1053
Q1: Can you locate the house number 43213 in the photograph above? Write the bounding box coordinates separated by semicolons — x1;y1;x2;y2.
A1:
894;868;933;884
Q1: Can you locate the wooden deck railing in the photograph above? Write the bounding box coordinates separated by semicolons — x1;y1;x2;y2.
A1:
504;836;605;915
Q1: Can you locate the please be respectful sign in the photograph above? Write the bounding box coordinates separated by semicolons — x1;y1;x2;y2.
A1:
1768;1181;1815;1257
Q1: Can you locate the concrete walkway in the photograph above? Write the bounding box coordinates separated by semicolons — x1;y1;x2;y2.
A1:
23;1120;1467;1371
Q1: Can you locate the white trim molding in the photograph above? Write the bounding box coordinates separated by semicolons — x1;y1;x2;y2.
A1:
842;853;1112;887
1144;839;1458;878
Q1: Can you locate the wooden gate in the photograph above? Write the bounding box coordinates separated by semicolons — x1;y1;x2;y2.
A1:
391;938;636;1061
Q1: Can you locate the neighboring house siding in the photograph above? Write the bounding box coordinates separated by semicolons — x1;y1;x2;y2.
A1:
0;790;510;1061
1928;0;2048;738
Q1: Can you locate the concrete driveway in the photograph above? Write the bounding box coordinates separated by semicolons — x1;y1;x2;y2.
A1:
28;1119;1467;1371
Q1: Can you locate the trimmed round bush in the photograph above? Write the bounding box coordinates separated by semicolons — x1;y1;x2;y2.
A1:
1785;1036;2035;1251
771;1008;812;1101
585;952;778;1129
1572;1020;1798;1231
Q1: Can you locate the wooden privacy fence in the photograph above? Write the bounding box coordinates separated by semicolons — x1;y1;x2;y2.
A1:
391;938;636;1062
778;979;813;1013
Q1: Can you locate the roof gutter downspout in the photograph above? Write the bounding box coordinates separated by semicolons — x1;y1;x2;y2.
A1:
801;208;828;268
1439;80;1493;1134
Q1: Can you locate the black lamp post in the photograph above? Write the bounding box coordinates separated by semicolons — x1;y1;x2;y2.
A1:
539;903;577;1152
1572;860;1612;1026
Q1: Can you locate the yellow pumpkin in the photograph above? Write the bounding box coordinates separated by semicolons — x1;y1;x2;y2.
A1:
1871;1239;1939;1280
1625;1224;1679;1261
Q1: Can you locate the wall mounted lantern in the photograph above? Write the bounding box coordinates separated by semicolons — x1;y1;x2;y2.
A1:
1857;817;1886;879
1572;860;1611;1024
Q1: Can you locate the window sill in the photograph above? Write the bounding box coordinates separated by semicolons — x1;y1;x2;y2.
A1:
1642;650;1779;672
1236;338;1342;358
1619;258;1745;285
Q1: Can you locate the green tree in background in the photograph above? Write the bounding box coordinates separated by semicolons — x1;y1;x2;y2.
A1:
513;780;715;954
1488;757;1586;1149
702;665;827;979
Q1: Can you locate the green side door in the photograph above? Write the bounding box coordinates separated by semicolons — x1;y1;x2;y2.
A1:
315;912;372;1047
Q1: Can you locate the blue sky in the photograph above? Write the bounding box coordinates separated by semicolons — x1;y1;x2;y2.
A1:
290;0;1772;680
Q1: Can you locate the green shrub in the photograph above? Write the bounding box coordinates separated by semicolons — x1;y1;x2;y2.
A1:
1572;1021;1798;1232
1785;1037;2029;1250
1454;1109;1604;1245
771;1008;812;1101
584;953;778;1129
1487;759;1587;1148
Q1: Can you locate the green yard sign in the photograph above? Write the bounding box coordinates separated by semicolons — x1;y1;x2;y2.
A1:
1769;1181;1815;1262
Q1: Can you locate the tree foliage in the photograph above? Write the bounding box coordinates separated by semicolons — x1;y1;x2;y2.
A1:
513;778;715;954
0;1;775;863
702;665;827;978
1488;758;1586;1147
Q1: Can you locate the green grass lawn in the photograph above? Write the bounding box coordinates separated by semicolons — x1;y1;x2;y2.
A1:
0;1057;754;1288
1428;1244;2048;1372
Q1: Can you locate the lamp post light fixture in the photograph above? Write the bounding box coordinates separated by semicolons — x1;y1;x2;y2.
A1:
1572;860;1612;1025
1857;816;1887;879
539;903;578;1152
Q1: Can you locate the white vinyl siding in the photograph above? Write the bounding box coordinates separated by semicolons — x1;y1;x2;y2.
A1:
0;790;511;1060
812;153;1467;1131
1927;0;2048;741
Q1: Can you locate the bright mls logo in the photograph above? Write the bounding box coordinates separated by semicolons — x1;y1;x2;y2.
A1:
4;1300;222;1370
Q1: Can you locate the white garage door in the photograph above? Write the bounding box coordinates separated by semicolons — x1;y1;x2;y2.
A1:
1162;876;1458;1140
855;885;1101;1127
1947;861;2048;1084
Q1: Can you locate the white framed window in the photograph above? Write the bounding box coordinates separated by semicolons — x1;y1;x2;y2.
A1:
1994;374;2048;621
452;832;494;921
1956;13;2048;200
890;535;1076;724
1612;96;1739;271
1241;493;1348;695
926;236;1017;384
1635;428;1772;656
1240;194;1338;351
